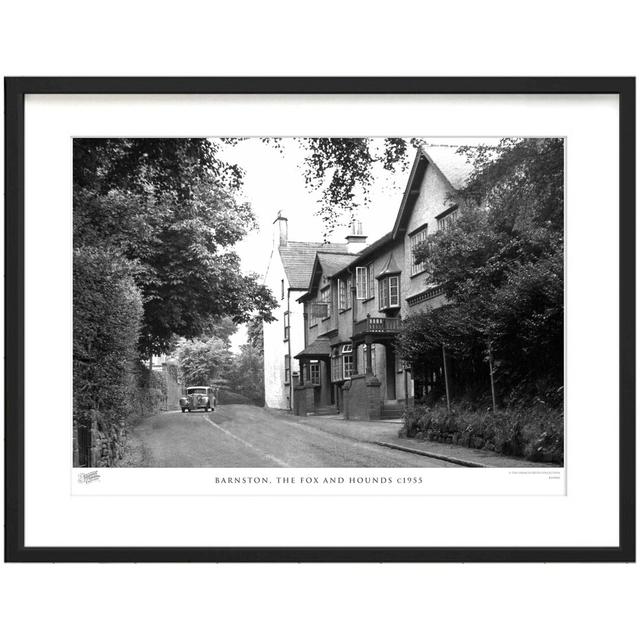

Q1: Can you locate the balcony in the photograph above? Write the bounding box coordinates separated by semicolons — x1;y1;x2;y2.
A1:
352;316;401;338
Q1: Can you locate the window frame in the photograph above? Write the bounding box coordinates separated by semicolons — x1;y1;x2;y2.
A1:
320;285;331;318
409;225;429;276
342;353;354;379
284;354;290;384
283;311;290;341
338;277;352;311
355;263;375;300
378;274;401;310
309;361;321;385
436;206;459;231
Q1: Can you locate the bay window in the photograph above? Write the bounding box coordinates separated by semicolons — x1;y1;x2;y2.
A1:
379;275;400;310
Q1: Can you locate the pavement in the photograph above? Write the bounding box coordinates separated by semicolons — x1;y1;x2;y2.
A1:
124;404;459;468
269;409;558;468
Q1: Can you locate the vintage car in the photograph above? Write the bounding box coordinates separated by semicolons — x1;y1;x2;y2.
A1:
180;386;216;413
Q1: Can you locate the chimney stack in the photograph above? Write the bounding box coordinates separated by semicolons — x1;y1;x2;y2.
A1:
273;211;288;247
345;220;368;254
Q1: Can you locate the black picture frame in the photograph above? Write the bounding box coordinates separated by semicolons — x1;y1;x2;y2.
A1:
4;76;636;563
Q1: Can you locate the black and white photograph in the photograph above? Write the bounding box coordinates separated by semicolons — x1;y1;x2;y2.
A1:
73;136;565;471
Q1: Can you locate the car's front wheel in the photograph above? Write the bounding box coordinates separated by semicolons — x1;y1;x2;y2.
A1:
181;408;186;413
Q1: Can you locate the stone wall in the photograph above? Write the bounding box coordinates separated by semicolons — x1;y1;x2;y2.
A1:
73;410;127;468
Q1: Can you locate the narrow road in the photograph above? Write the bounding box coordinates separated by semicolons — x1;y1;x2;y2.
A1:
127;404;457;467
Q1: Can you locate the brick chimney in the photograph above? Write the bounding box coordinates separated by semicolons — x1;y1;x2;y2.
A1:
345;220;368;254
273;211;288;247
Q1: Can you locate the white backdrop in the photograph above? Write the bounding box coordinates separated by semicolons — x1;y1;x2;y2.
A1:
2;2;638;640
24;93;613;548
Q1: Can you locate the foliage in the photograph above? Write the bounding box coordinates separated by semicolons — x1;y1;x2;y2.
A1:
73;138;244;199
226;341;265;406
399;138;564;398
295;138;409;233
402;402;563;464
73;247;143;427
74;138;277;358
173;336;233;387
246;316;264;356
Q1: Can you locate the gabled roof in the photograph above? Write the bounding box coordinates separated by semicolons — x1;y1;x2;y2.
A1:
423;145;476;191
279;241;347;289
391;146;475;240
317;252;355;277
299;251;354;301
329;231;396;281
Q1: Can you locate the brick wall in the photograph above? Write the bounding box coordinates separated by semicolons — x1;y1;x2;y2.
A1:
343;374;382;420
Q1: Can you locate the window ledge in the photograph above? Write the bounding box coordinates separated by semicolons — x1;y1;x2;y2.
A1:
359;296;375;303
338;308;351;314
410;269;429;279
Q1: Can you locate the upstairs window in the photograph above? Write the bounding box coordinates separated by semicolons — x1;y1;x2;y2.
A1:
410;225;429;276
320;286;331;317
437;209;459;231
338;277;352;310
281;279;285;300
379;275;400;310
355;264;374;300
283;311;289;341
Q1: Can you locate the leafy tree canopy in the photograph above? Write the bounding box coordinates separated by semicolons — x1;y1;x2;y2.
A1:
173;336;232;387
398;138;564;396
74;138;277;358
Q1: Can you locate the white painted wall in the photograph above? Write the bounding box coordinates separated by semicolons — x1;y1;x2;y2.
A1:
263;251;290;409
402;161;458;306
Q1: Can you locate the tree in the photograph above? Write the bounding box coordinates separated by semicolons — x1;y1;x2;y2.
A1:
225;137;412;234
174;336;233;387
246;316;264;356
226;341;265;406
74;138;277;359
400;138;564;403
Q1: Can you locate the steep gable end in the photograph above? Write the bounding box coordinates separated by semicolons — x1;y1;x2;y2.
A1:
391;146;475;240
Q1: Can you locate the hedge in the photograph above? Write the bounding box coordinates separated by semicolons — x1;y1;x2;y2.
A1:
73;247;143;427
401;402;563;465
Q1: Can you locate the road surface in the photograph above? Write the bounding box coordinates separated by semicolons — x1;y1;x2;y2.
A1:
126;404;457;467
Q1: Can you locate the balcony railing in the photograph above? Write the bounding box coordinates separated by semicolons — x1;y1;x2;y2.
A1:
353;316;401;336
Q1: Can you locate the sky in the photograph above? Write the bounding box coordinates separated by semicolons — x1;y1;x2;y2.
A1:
218;137;500;352
218;137;413;352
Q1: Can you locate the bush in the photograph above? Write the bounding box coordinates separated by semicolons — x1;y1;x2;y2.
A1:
402;401;563;464
73;247;143;428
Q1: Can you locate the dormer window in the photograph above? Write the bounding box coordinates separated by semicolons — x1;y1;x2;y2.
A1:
379;275;400;310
